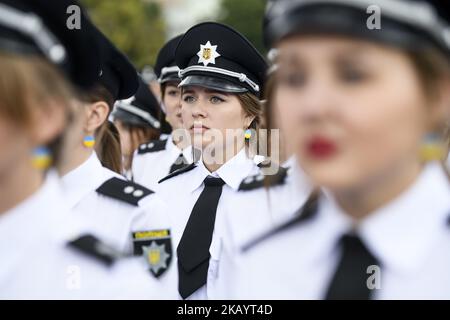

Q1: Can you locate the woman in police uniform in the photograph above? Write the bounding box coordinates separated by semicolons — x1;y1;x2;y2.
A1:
0;0;175;299
131;35;195;191
230;0;450;299
112;77;162;179
57;22;163;254
133;22;268;300
213;64;313;299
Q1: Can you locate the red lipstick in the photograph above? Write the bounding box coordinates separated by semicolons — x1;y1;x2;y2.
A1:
306;136;337;159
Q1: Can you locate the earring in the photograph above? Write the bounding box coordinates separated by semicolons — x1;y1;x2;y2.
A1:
83;135;95;148
244;129;252;140
420;133;445;162
31;146;52;170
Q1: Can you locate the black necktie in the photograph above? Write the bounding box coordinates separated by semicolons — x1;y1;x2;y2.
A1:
177;176;226;299
169;153;188;174
325;233;379;300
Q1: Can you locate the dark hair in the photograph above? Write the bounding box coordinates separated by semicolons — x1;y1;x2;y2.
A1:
81;85;123;174
119;121;160;171
159;82;178;134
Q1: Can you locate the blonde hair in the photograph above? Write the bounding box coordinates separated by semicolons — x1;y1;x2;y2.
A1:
0;53;75;166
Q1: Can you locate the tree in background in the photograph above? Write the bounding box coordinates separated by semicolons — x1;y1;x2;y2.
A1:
218;0;266;55
81;0;166;69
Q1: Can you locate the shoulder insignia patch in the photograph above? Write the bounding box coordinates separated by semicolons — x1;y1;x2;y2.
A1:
132;229;172;278
67;234;124;267
158;162;197;184
96;177;154;206
137;139;167;154
238;166;288;191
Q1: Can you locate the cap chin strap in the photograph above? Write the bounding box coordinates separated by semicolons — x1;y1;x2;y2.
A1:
272;0;450;48
115;101;161;129
179;65;260;93
0;3;67;64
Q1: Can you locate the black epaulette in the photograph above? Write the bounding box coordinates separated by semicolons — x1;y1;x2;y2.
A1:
67;234;124;267
238;166;288;191
158;162;197;184
241;191;320;252
96;177;154;206
137;139;167;154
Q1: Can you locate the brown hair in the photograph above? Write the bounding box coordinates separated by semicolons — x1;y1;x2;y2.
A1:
236;92;264;157
121;122;160;171
407;49;450;173
0;53;74;167
81;85;123;174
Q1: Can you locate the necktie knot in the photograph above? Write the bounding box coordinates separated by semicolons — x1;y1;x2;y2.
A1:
325;232;379;300
204;176;225;187
340;233;366;251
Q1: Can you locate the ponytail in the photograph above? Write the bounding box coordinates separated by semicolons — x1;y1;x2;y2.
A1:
95;121;123;174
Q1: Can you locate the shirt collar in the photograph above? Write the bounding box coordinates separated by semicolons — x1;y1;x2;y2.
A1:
166;135;194;164
61;152;107;209
189;148;257;192
312;162;450;273
359;162;450;273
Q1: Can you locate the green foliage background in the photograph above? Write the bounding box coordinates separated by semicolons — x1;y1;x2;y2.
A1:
218;0;266;55
81;0;166;69
80;0;266;69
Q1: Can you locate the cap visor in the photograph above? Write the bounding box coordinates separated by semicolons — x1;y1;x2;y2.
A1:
178;75;248;93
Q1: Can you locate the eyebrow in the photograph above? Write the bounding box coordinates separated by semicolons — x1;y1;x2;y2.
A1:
205;89;229;95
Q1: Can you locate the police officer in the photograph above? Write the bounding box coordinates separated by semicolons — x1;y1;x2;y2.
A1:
213;44;313;299
112;77;162;179
59;22;168;254
134;22;268;300
0;0;175;299
230;0;450;299
132;35;195;191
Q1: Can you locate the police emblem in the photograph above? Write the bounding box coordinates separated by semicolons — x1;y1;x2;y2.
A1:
132;229;172;278
197;41;221;66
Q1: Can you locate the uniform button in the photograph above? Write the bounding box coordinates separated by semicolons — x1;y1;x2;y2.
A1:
148;142;154;148
133;189;144;197
140;144;147;150
124;186;135;194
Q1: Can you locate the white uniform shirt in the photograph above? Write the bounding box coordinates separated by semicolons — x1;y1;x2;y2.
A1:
132;149;260;299
132;135;193;191
0;173;176;299
231;162;450;299
61;152;160;253
213;159;312;299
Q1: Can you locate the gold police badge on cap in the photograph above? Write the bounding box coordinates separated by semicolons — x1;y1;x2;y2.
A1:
132;229;172;278
197;41;221;66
